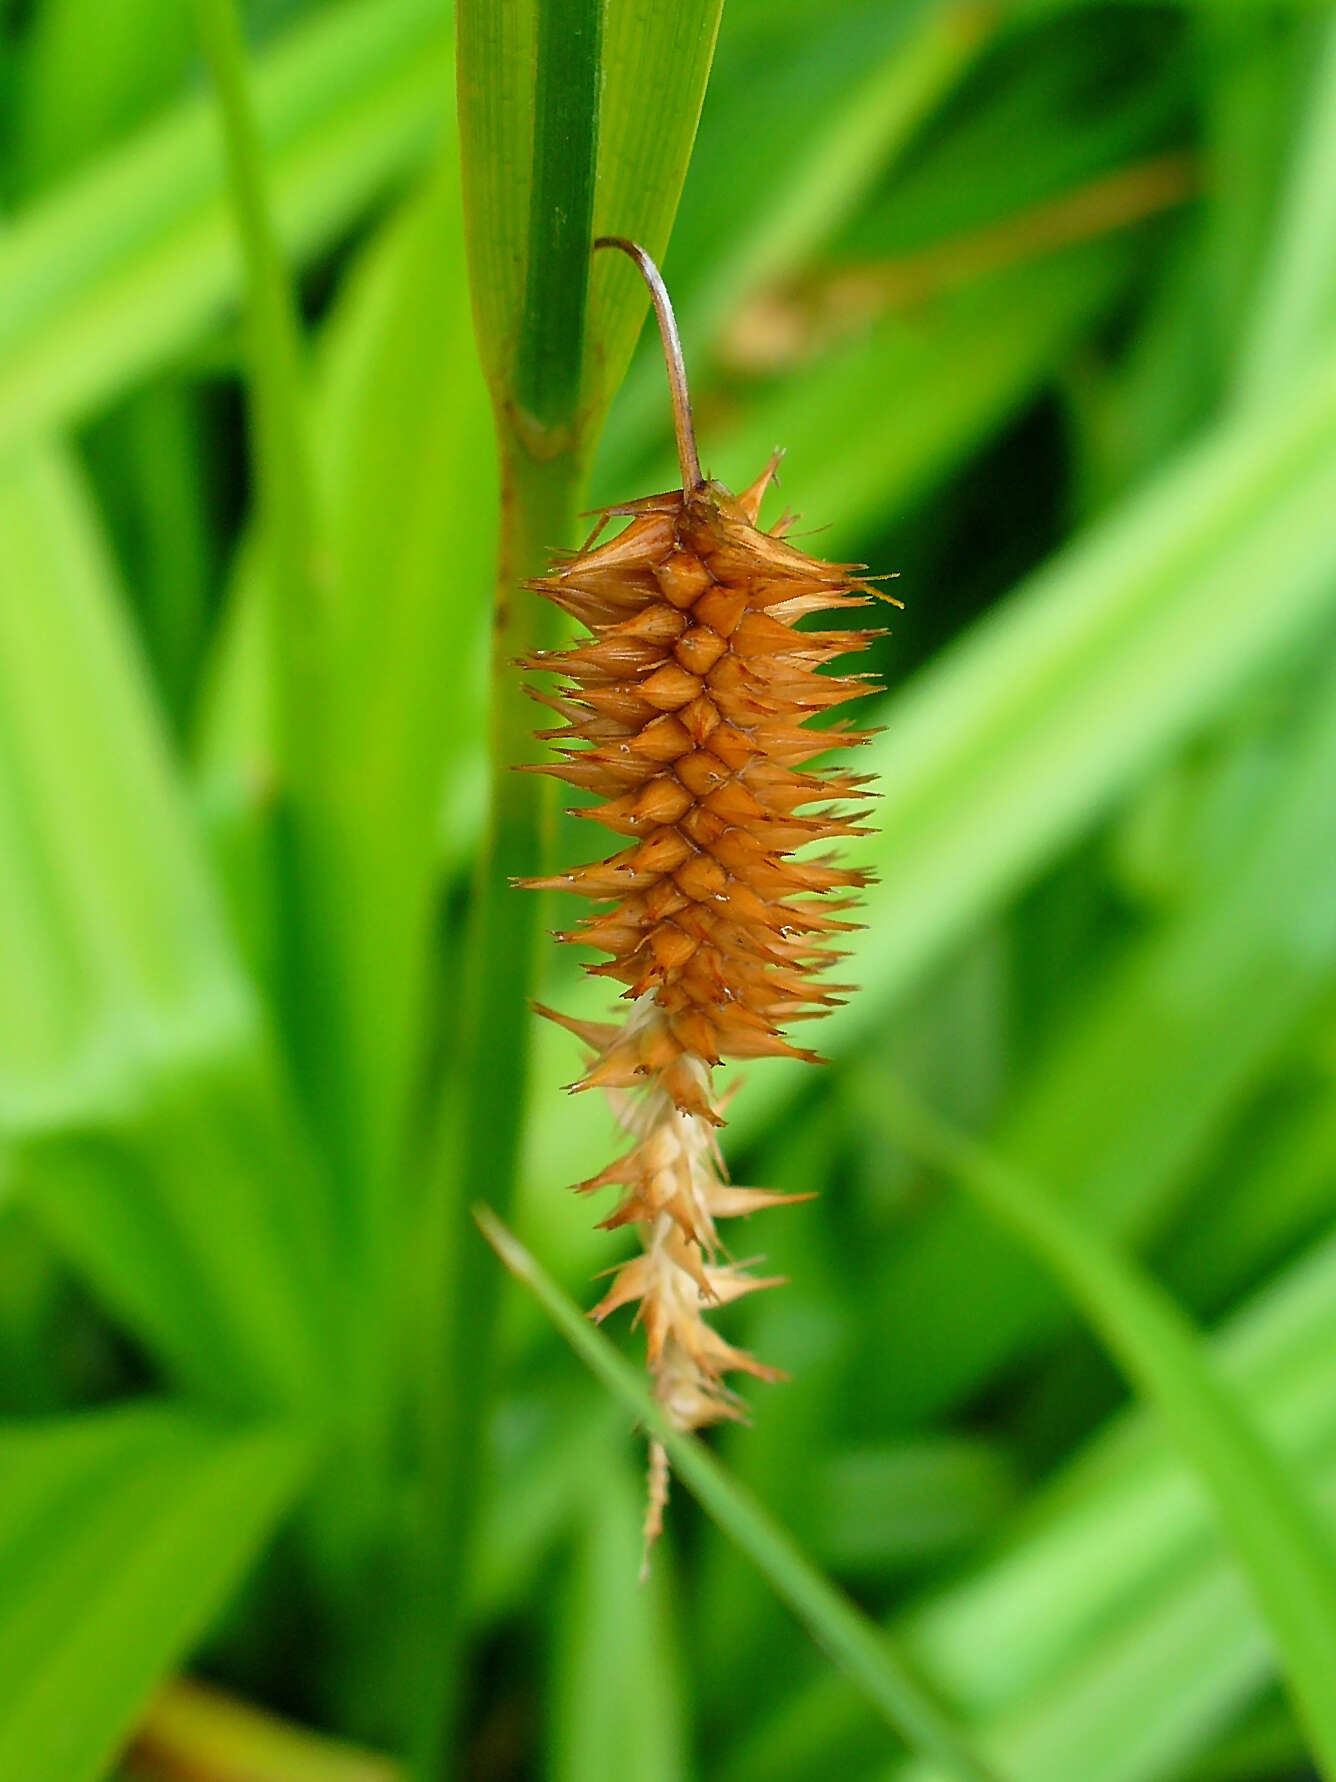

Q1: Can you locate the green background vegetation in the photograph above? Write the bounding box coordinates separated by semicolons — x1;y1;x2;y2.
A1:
2;1;1336;1779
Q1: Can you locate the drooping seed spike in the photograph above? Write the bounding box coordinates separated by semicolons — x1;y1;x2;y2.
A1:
525;242;890;1563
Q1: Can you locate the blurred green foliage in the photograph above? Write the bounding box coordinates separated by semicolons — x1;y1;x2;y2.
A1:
0;1;1335;1780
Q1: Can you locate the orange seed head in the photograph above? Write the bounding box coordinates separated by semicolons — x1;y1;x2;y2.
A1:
524;239;893;1558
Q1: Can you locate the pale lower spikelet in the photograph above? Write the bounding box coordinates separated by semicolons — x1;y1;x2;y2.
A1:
523;239;894;1560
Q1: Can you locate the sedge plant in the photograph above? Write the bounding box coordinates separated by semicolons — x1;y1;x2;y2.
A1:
4;7;1336;1782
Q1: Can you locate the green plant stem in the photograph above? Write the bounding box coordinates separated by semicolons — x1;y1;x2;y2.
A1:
878;1077;1336;1779
476;1208;1002;1782
407;439;582;1780
407;5;606;1770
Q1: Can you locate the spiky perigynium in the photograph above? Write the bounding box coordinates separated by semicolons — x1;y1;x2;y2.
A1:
522;241;889;1549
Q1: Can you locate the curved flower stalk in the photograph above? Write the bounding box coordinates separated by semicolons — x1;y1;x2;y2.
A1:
523;239;891;1553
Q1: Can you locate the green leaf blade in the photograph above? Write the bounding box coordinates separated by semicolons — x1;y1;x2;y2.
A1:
476;1208;1001;1782
0;1404;311;1782
882;1086;1336;1776
0;0;449;459
0;447;336;1415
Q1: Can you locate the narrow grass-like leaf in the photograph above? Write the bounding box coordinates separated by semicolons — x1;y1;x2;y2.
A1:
421;12;604;1764
190;159;499;1601
457;0;601;432
687;2;991;339
0;447;336;1410
416;7;615;1768
548;1454;689;1782
598;0;991;467
308;154;495;1436
733;1229;1336;1782
185;121;500;1704
0;1404;311;1782
477;1208;1001;1782
11;0;211;734
196;157;493;1179
193;0;322;785
879;1084;1336;1776
868;649;1336;1421
431;8;725;1768
12;0;194;194
1237;15;1336;402
582;0;724;412
459;0;723;432
0;0;449;458
904;1224;1336;1729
